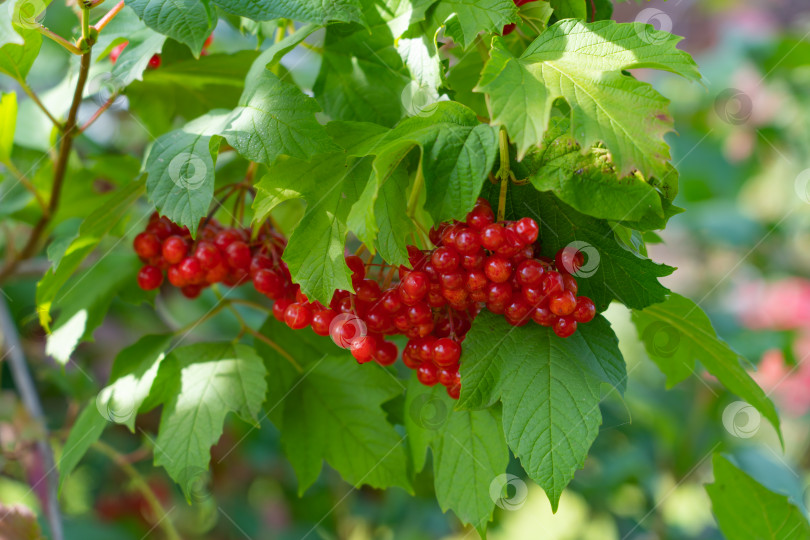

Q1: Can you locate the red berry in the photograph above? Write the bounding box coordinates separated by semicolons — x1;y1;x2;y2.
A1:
521;286;545;306
440;271;465;290
401;271;429;300
403;344;421;369
284;303;312;330
447;383;461;400
437;365;459;387
254;269;285;298
462;252;484;270
406;302;432;325
515;217;539;245
162;236;188;264
214;229;242;250
466;201;494;230
351;335;377;363
484;256;513;283
572;297;596;323
178;257;204;284
454;228;481;255
203;34;214;49
432;338;461;367
167;264;186;287
273;298;293;322
109;42;127;63
554;316;577;338
431;246;461;272
226;241;251;269
515;259;545;287
480;224;505;251
148;54;161;69
555;247;585;275
502;23;516;35
312;309;337;336
466;270;487;291
417;363;439;386
355;279;381;303
205;263;228;284
134;232;161;259
563;274;578;295
345;255;366;281
504;299;531;323
137;265;163;290
194;242;221;270
487;282;513;304
373;341;398;366
181;285;202;299
542;271;564;296
532;305;556;327
380;291;402;313
548;290;577;317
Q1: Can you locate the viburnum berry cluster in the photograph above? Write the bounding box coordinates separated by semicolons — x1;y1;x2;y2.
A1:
133;199;596;400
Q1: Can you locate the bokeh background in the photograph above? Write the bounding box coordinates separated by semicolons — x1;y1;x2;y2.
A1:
2;0;810;538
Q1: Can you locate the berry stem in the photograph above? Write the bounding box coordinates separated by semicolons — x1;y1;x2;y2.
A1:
93;0;125;32
244;325;303;373
91;441;181;540
406;159;424;219
496;127;512;222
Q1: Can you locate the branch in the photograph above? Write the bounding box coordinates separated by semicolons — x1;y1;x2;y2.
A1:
18;80;62;129
0;296;64;540
92;0;125;32
0;50;92;284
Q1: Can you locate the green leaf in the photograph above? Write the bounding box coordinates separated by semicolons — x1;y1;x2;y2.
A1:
45;254;140;365
257;317;411;493
549;0;586;19
313;12;410;126
254;153;372;303
153;343;267;500
126;0;215;56
97;334;172;431
476;20;701;175
404;377;508;536
482;184;673;311
373;102;499;224
145;111;230;236
457;311;625;511
632;293;782;442
106;11;167;87
0;92;16;164
210;0;365;25
36;179;145;329
707;455;810;540
244;23;320;83
58;402;108;491
431;0;518;49
223;70;338;166
525;118;673;226
0;27;41;83
127;50;259;129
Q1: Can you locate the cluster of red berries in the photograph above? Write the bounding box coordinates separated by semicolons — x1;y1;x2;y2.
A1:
110;34;214;70
134;213;291;300
133;199;597;401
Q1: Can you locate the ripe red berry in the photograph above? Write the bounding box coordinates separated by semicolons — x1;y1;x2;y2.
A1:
214;229;242;250
311;309;337;336
447;383;461;400
380;291;402;313
417;363;439;386
572;297;596;323
480;224;505;251
226;241;251;269
178;257;204;284
440;271;465;290
351;335;377;363
515;259;545;287
555;247;585;275
253;269;284;298
504;299;531;323
167;264;187;287
403;345;422;369
273;298;293;322
521;286;545;306
432;338;461;367
487;282;513;304
515;217;539;245
484;256;512;283
284;303;312;330
162;236;188;264
401;271;429;300
431;246;461;272
466;200;494;230
462;252;484;270
137;265;163;290
181;285;202;299
454;228;481;255
407;302;432;325
373;341;398;366
563;274;578;295
554;316;577;338
148;54;161;69
548;290;577;317
134;232;161;259
194;242;221;270
466;270;487;291
345;255;366;280
532;305;557;327
542;271;564;296
355;279;381;303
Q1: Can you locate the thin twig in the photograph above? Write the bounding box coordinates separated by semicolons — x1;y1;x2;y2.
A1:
92;0;124;31
79;92;118;132
91;441;181;540
37;25;83;55
2;161;48;212
0;296;64;540
18;80;62;129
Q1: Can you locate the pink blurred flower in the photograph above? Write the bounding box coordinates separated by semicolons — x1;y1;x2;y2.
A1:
735;279;810;331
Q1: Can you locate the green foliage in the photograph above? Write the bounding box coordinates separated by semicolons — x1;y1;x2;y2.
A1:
127;0;215;56
707;455;810;540
632;293;783;441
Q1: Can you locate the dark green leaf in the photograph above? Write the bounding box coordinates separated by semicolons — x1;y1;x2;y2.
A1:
431;0;518;49
126;0;215;56
58;402;108;491
210;0;365;25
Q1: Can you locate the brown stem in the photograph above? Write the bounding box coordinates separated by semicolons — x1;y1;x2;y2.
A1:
0;51;91;284
79;92;118;132
18;80;62;129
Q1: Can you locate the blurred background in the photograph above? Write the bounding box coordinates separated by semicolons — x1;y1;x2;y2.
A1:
2;0;810;538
